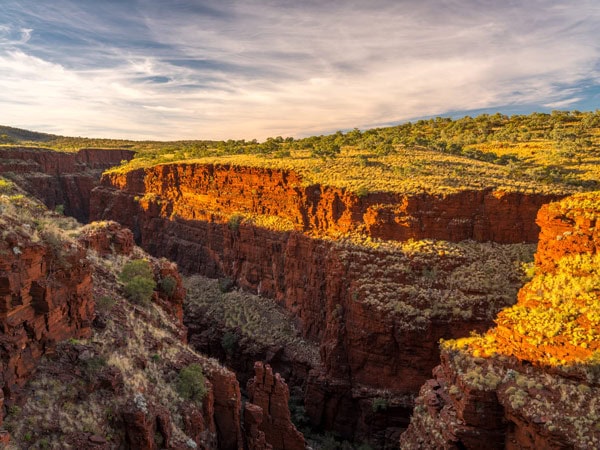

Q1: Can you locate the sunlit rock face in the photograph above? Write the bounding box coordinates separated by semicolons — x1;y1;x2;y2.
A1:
401;192;600;450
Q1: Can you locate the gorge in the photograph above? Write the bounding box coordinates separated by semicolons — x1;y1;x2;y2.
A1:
0;142;597;449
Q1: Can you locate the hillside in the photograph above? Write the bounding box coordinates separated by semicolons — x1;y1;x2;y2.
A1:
0;180;304;449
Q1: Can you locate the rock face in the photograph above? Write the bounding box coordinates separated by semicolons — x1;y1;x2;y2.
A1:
78;220;135;256
400;193;600;449
88;163;546;445
92;163;558;243
0;147;134;222
246;362;306;450
0;219;93;425
535;192;600;272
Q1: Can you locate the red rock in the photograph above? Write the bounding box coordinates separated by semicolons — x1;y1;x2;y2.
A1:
78;220;134;256
92;164;558;244
401;193;600;449
88;434;107;444
0;430;10;444
247;362;305;450
89;163;544;445
244;403;272;450
122;396;175;450
0;220;93;426
154;258;186;327
205;367;244;450
535;197;600;273
0;146;134;222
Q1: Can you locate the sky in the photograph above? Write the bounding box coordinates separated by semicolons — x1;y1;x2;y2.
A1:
1;0;599;141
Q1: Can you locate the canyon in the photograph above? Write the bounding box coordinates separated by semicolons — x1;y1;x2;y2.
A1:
0;147;134;222
88;161;557;446
0;146;594;449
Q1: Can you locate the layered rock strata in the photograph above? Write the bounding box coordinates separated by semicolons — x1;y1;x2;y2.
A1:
0;147;134;222
246;362;306;450
93;163;558;243
0;215;93;426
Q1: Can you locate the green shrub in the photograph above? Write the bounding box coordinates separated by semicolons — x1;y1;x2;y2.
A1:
123;276;156;305
371;397;389;412
356;186;369;198
83;356;107;378
96;295;116;313
159;276;177;297
218;277;235;293
0;178;15;194
176;363;207;403
120;259;156;305
228;214;243;232
221;332;238;356
120;259;154;280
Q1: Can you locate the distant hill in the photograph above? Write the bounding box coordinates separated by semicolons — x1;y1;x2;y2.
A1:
0;125;59;143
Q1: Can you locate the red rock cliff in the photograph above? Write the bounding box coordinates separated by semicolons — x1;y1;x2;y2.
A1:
535;192;600;273
95;163;558;243
246;362;306;450
0;217;93;425
0;147;134;222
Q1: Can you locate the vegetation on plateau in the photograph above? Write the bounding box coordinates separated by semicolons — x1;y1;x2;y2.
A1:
335;236;535;328
3;110;600;195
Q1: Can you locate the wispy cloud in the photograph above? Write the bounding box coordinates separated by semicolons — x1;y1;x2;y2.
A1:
0;0;599;140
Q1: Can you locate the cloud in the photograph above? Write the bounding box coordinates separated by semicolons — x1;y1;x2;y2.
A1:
544;97;584;108
0;0;599;140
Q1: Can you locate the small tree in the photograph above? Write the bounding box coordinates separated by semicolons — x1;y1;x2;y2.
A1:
177;363;207;402
311;137;340;160
159;276;177;297
120;259;156;305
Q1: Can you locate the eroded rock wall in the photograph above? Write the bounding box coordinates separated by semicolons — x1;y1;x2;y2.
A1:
400;193;600;449
0;221;93;425
0;147;134;222
246;362;306;450
89;163;549;445
95;163;558;243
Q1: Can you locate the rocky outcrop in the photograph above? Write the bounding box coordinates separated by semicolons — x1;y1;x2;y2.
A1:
246;362;306;450
0;146;134;222
207;366;244;450
535;192;600;272
78;220;135;256
0;218;93;426
244;403;272;450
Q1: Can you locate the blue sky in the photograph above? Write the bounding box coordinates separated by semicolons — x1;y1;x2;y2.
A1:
1;0;599;140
